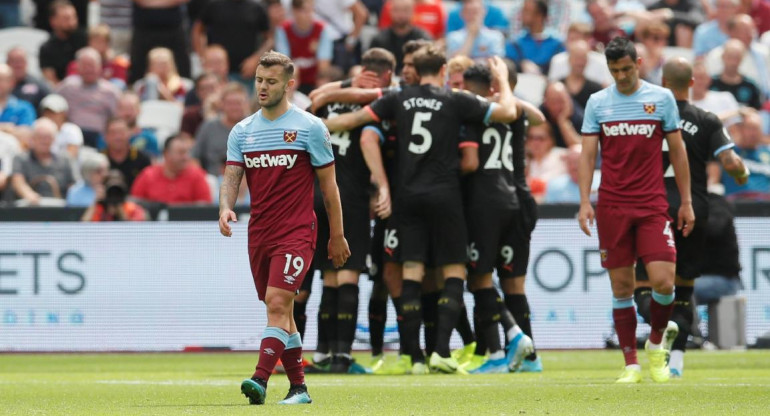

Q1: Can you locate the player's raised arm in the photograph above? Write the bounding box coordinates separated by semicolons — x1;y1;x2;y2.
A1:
311;87;385;113
316;165;351;267
665;130;695;236
323;107;376;132
360;126;391;219
486;56;518;123
577;134;598;236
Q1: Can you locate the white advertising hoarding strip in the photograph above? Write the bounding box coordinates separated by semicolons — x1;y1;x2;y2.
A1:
1;220;768;351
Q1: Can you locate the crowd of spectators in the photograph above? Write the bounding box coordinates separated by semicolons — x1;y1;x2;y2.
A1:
1;0;770;218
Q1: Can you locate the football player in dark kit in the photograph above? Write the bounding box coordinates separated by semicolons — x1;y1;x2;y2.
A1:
458;63;536;374
309;48;396;374
634;57;749;378
323;46;520;373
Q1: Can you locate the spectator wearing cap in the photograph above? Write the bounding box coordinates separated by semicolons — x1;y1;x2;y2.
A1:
102;117;151;189
66;151;108;206
114;92;160;158
193;83;249;176
0;63;36;144
38;0;88;85
6;47;51;111
131;134;211;205
11;118;74;205
81;169;146;221
693;0;740;56
56;47;121;148
446;0;505;59
506;0;565;75
39;93;84;159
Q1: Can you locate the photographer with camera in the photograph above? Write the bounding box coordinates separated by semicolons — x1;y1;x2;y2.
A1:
81;169;146;222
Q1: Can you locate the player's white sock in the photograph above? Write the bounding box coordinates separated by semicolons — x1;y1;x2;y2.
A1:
669;350;684;373
313;352;330;363
647;341;663;350
626;364;641;371
489;350;505;360
506;325;523;342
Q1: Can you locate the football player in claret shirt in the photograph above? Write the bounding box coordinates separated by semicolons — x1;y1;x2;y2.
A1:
219;51;349;405
578;37;695;384
634;57;748;378
324;45;520;374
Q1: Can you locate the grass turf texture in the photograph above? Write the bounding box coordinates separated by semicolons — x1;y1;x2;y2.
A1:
1;350;769;415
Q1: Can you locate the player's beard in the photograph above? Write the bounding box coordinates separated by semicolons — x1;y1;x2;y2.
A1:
260;88;286;110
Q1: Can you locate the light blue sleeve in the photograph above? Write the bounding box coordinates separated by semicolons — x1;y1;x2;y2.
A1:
307;119;335;167
226;124;244;165
662;90;680;133
581;95;600;134
445;31;462;56
274;27;290;55
692;25;708;57
317;26;333;61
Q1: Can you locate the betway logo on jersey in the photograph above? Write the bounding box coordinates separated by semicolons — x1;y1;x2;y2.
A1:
244;153;298;169
602;122;657;138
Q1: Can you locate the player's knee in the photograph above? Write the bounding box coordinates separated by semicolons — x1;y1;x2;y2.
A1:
502;276;526;294
264;295;292;317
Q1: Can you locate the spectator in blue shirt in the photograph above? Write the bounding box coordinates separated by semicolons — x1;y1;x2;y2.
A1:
0;63;36;141
693;0;739;56
446;0;508;34
66;151;109;206
446;0;505;59
506;0;565;74
722;109;770;200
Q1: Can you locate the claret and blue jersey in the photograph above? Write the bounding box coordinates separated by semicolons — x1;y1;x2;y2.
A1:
226;105;335;247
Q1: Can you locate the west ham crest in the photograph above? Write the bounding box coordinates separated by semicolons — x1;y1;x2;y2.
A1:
284;130;298;143
643;103;656;114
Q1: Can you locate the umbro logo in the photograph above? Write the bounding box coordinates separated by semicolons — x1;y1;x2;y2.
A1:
264;348;276;356
284;275;296;285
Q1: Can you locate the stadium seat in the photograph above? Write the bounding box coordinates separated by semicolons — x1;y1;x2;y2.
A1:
0;27;49;77
514;73;547;107
137;100;183;147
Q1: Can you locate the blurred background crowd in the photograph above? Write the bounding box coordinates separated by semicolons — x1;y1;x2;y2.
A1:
1;0;769;221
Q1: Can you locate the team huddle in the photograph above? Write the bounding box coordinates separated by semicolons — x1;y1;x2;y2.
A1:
218;35;749;405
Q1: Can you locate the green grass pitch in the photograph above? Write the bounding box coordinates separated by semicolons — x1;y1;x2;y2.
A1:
2;350;769;415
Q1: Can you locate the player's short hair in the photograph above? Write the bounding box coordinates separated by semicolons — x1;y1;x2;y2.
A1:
463;64;492;89
604;36;636;62
361;48;396;75
412;45;446;77
662;57;692;90
402;39;431;56
258;51;295;79
447;55;474;76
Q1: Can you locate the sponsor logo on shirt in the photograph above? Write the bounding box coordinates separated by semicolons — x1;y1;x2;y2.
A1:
244;154;298;169
602;122;657;139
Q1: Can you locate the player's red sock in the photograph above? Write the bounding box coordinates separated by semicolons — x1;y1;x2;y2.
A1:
281;333;305;386
612;306;638;366
253;327;289;382
649;291;675;345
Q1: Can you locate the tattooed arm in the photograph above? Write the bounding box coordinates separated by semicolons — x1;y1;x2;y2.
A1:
218;165;245;237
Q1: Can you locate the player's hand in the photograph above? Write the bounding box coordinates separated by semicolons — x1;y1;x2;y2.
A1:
328;235;351;268
374;186;391;219
488;56;509;85
352;70;380;89
733;173;749;186
578;202;595;237
219;209;237;237
678;202;695;237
